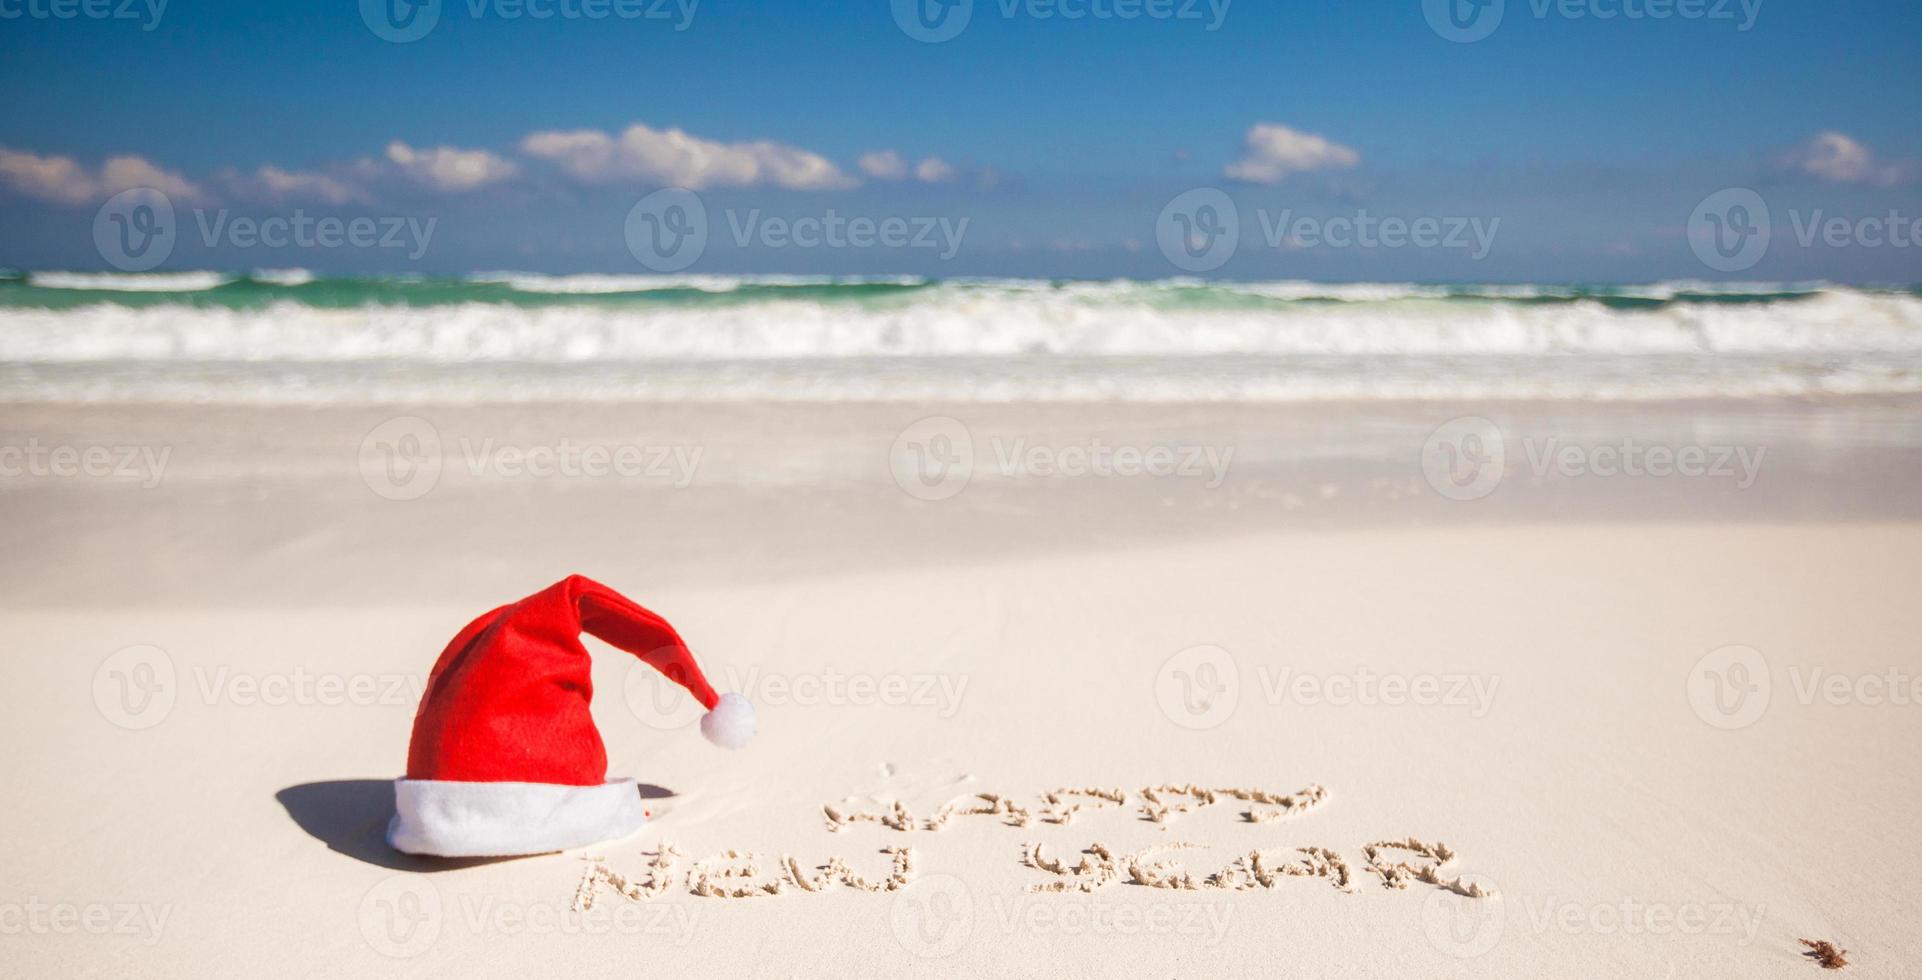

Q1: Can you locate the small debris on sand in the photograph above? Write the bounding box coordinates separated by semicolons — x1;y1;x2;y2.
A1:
1800;939;1848;970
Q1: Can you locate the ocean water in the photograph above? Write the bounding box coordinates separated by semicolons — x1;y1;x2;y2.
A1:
3;270;1920;403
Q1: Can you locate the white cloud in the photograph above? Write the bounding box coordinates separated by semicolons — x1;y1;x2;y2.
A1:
520;122;856;190
1784;131;1908;186
915;156;956;183
223;165;367;205
0;147;202;204
859;150;958;185
1223;123;1360;184
385;141;518;192
858;150;909;180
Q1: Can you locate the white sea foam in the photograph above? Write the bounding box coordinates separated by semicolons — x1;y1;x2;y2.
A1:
464;272;875;293
250;268;316;286
26;271;232;292
3;289;1919;363
2;281;1916;403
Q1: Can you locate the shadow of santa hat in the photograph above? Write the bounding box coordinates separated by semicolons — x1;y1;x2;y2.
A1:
388;574;752;857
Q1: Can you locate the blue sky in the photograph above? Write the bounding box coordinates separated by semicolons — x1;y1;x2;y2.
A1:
1;0;1918;280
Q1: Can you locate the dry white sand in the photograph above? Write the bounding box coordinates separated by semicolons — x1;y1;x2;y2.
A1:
2;399;1918;977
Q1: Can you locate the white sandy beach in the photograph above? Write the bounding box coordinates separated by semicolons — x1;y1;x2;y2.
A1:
3;397;1918;977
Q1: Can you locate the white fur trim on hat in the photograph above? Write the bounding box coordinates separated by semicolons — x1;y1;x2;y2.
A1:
700;692;755;749
388;778;648;857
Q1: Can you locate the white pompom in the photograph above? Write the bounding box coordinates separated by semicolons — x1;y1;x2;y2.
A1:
700;692;755;749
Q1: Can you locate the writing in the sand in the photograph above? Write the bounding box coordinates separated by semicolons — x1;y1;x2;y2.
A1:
574;783;1490;906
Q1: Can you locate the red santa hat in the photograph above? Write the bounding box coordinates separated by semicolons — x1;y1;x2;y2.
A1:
388;574;753;857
